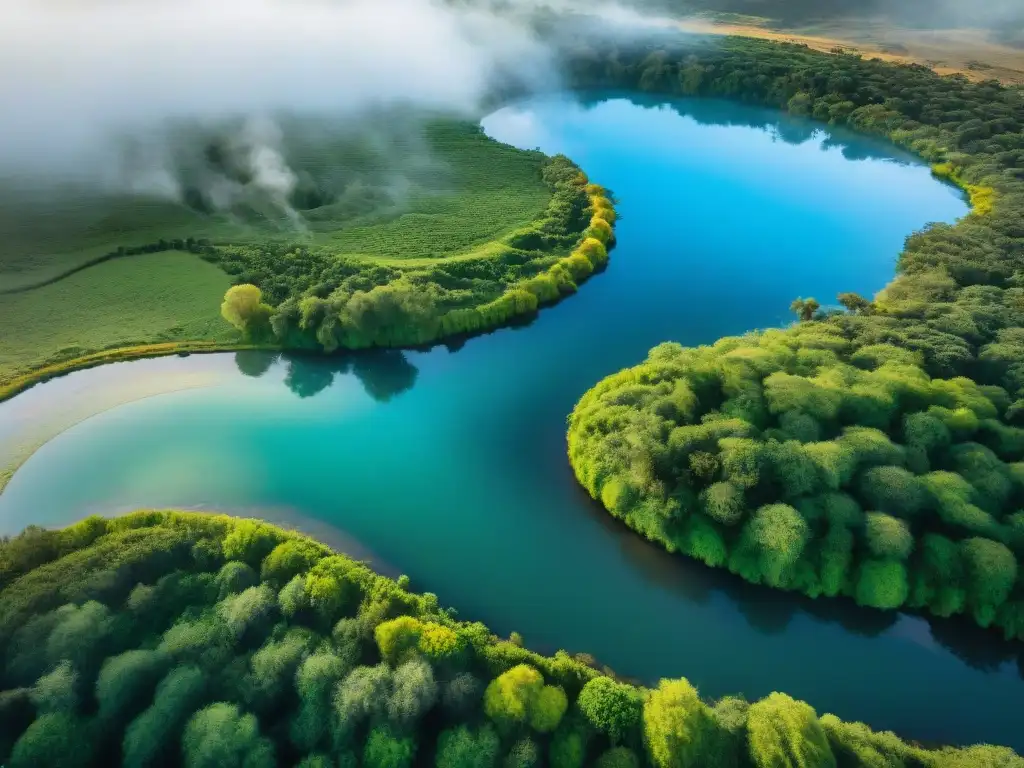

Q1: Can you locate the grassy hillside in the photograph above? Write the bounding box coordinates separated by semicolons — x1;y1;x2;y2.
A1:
0;122;550;292
0;194;226;293
0;510;1018;767
0;120;614;394
301;123;552;260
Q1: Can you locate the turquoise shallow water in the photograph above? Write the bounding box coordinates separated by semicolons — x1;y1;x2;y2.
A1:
4;93;1018;749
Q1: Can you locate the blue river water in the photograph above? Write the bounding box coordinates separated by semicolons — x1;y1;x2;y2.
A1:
4;93;1016;749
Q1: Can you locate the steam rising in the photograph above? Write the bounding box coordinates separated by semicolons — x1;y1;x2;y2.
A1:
1;0;554;139
0;0;569;217
178;118;304;226
22;0;1007;224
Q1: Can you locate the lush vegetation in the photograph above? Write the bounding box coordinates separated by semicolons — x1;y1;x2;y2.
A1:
0;121;549;292
0;121;614;397
1;511;1020;767
214;157;615;351
566;35;1024;638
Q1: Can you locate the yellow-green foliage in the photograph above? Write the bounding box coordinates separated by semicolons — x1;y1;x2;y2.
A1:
931;163;995;217
375;616;424;665
531;685;569;733
747;693;835;768
220;284;273;339
577;676;644;744
222;520;279;566
418;622;466;662
260;539;323;586
643;679;713;768
373;616;467;665
966;185;996;217
303;556;364;622
589;217;614;242
484;664;544;730
578;236;610;267
483;664;567;734
515;191;616;311
565;252;596;282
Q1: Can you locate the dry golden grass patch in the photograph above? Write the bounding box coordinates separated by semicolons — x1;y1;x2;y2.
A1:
676;16;1024;84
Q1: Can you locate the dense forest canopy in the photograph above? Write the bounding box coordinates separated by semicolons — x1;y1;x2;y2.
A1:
0;511;1020;767
565;34;1024;639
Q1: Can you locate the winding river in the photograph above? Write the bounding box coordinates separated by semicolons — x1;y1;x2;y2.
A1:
4;93;1019;750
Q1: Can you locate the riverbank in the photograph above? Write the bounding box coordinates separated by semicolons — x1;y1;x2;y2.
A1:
0;178;615;496
1;509;1018;767
0;180;615;411
565;37;1024;640
0;347;254;495
0;340;262;406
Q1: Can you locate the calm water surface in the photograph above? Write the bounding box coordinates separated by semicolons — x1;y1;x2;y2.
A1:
5;94;1016;749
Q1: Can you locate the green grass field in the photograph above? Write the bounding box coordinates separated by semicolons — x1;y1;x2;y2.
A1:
319;132;551;260
0;119;568;389
0;193;240;293
0;251;236;380
0;122;552;290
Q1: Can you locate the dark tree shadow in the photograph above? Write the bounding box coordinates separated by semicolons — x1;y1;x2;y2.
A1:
801;595;898;638
234;350;280;378
729;588;800;635
572;466;1016;645
927;614;1023;675
573;90;914;163
279;349;419;402
351;349;419;403
284;354;348;399
772;115;819;146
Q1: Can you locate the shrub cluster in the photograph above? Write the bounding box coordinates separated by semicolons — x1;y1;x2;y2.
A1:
565;35;1024;637
0;512;1018;767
